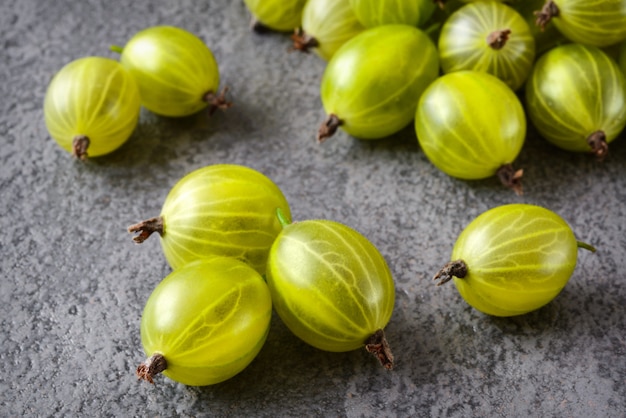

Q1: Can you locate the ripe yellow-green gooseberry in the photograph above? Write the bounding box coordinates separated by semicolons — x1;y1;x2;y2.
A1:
266;209;396;369
137;257;272;386
291;0;365;61
128;164;291;275
112;25;230;117
43;57;141;160
525;43;626;160
438;1;535;91
415;71;526;194
318;24;439;142
348;0;436;29
243;0;307;32
534;0;626;48
433;204;596;317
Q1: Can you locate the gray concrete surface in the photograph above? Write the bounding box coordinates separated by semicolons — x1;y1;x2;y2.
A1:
1;1;625;417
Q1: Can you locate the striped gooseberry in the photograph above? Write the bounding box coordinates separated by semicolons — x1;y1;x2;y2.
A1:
534;0;626;47
438;1;535;91
415;71;526;194
433;204;596;317
243;0;307;32
348;0;436;29
136;258;272;386
318;24;439;142
266;210;396;369
128;164;291;275
43;57;141;159
113;25;230;117
509;0;566;55
525;43;626;160
291;0;364;61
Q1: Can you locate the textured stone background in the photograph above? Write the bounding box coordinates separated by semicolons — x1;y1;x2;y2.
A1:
1;1;625;417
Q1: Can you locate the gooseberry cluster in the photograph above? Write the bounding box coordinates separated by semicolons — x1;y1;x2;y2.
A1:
248;0;626;194
43;25;229;160
128;164;397;385
246;0;610;315
39;0;618;390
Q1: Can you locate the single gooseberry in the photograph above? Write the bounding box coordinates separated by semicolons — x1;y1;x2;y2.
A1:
433;204;596;317
43;57;141;159
128;164;291;275
137;257;272;386
266;210;396;369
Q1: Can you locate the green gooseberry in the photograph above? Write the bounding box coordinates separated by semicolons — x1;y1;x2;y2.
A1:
137;258;272;386
434;204;596;317
128;164;291;275
266;210;396;369
318;24;439;141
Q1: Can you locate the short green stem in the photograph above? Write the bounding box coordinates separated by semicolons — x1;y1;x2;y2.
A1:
577;241;597;253
110;45;124;54
276;208;291;228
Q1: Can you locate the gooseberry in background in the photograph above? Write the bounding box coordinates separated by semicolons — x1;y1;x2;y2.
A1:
43;57;141;160
534;0;626;47
433;204;596;317
317;24;439;142
243;0;307;32
509;0;567;55
128;164;291;275
112;25;230;117
348;0;436;29
291;0;365;61
438;1;535;91
415;71;526;195
525;43;626;160
137;258;273;386
266;210;396;369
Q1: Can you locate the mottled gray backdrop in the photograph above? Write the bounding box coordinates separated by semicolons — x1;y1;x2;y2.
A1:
1;1;625;417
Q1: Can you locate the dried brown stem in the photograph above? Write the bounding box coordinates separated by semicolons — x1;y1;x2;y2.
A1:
487;29;511;50
72;135;90;160
317;114;343;143
128;216;164;243
137;353;168;384
587;130;609;161
497;164;524;196
365;329;394;370
534;1;559;31
290;28;319;54
434;0;446;10
204;86;233;116
433;259;467;286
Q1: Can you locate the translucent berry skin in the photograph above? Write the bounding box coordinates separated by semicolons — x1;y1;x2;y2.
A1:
140;258;272;386
117;26;220;117
438;1;535;91
243;0;307;32
525;43;626;154
44;57;141;158
135;164;291;275
449;204;584;317
300;0;365;61
544;0;626;47
415;71;525;180
348;0;436;29
266;219;395;352
320;24;439;139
